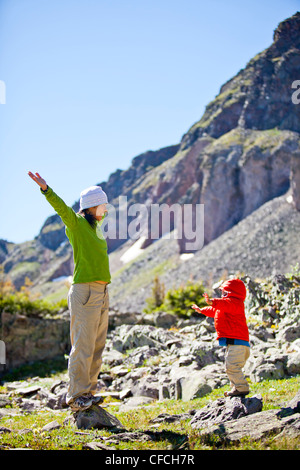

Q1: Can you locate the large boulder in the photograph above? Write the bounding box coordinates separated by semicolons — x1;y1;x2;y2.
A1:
192;392;300;445
72;405;124;430
190;395;263;429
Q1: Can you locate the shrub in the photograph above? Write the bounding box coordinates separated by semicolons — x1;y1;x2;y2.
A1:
144;277;208;318
143;275;166;313
0;269;67;317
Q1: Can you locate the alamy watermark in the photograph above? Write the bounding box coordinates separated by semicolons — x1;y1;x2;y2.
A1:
0;341;5;365
291;80;300;104
0;80;6;104
100;196;205;251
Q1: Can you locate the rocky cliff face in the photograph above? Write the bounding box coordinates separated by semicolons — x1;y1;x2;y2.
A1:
182;12;300;146
126;11;300;250
131;128;299;251
1;12;300;299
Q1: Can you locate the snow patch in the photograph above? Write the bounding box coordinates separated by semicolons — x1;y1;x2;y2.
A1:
120;236;146;264
180;253;195;261
52;275;73;284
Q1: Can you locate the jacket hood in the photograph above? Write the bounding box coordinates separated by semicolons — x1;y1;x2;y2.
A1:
221;279;247;301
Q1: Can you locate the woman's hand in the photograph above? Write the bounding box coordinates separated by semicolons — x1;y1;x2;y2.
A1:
28;171;48;191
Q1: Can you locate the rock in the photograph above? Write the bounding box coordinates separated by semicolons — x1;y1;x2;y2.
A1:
156;362;228;402
41;420;61;432
108;310;138;328
286;352;300;375
249;361;286;383
278;324;300;343
180;373;212;401
118;396;155;411
272;415;300;440
152;311;178;328
0;396;11;408
50;380;68;394
14;385;41;397
199;408;300;445
102;348;124;366
112;324;180;352
119;388;132;400
131;375;160;400
190;391;300;445
37;383;68;410
190;395;263;429
104;431;154;444
180;363;228;401
110;365;130;377
281;390;300;414
72;405;124;430
198;409;283;444
19;398;42;412
149;412;194;424
0;426;12;433
1;311;70;369
123;345;159;368
98;391;120;401
83;441;116;450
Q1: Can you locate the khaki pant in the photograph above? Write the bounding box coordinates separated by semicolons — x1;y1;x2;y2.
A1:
66;282;109;404
225;344;250;393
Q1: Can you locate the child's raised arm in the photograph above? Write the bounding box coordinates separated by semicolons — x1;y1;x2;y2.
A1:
191;303;202;313
203;293;213;305
191;292;215;317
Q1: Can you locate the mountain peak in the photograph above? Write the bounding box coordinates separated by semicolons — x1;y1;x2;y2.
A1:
273;11;300;50
181;12;300;149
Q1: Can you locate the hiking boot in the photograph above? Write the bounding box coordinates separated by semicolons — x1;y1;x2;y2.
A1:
224;389;249;398
85;392;104;406
69;394;93;412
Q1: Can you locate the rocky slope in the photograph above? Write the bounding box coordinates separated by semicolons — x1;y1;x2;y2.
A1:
0;12;299;307
1;273;300;445
2;272;300;398
108;190;300;313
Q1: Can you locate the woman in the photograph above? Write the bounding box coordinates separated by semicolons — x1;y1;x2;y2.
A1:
28;171;111;412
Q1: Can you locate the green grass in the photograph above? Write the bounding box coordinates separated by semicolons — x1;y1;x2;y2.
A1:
0;373;299;450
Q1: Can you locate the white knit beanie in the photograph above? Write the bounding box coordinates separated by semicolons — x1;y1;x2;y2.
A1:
79;185;108;210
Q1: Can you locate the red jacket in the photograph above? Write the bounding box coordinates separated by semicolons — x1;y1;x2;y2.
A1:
201;279;249;342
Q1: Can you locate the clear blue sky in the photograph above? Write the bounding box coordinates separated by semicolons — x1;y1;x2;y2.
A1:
0;0;298;243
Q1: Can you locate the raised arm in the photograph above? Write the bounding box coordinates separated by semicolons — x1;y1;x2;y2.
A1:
191;304;216;318
28;171;48;191
28;171;77;229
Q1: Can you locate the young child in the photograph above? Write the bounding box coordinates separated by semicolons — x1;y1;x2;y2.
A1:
192;278;250;397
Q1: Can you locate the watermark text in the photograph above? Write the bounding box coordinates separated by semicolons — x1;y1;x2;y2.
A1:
0;341;6;364
100;197;205;251
0;80;6;104
291;80;300;104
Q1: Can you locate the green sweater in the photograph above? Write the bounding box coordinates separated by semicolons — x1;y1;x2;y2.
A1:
41;187;111;284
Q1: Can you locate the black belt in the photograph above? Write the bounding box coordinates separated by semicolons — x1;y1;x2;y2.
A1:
226;338;235;345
